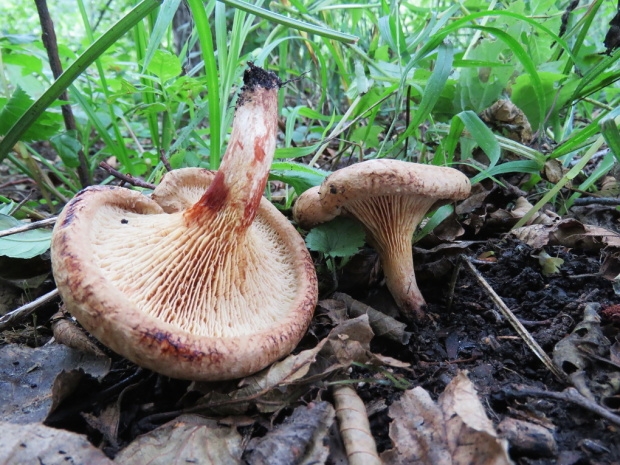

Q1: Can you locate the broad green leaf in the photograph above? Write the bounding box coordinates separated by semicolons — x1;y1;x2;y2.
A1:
146;49;182;82
269;162;328;194
0;215;52;259
50;130;82;168
350;125;382;149
0;87;62;141
142;0;183;72
305;217;365;259
2;52;43;75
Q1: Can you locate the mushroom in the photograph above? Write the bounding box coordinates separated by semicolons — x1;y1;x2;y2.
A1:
293;159;470;322
51;64;318;381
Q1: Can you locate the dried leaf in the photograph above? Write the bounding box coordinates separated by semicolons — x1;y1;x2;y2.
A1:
0;421;113;465
246;401;335;465
480;100;532;143
512;218;620;250
553;303;611;376
497;418;557;458
381;371;512;465
0;344;110;423
51;310;106;357
114;414;243;465
332;293;412;344
333;385;381;465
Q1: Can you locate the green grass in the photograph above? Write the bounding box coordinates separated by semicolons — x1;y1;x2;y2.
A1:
0;0;619;230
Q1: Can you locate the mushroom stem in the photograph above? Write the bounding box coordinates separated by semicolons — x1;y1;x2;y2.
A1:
378;243;426;322
345;195;437;322
186;63;281;229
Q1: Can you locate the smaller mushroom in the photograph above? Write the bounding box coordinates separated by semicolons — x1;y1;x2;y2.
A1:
293;159;470;322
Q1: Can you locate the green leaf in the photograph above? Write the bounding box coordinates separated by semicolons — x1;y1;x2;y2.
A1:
0;215;52;259
455;110;500;167
274;143;321;160
50;130;82;168
471;159;542;184
269;162;328;195
601;117;620;162
142;0;183;72
305;217;365;259
146;49;182;82
0;87;61;141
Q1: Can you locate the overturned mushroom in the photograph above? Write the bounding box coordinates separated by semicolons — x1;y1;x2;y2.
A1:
293;159;470;322
51;64;318;381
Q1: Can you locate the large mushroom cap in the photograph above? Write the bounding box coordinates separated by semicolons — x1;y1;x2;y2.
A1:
52;65;318;381
293;159;470;322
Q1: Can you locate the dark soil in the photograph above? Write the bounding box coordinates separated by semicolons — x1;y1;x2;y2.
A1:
28;236;618;464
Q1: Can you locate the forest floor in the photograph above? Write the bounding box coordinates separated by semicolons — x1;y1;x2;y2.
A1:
1;173;620;465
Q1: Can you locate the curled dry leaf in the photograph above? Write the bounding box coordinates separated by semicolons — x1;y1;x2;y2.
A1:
512;218;620;250
197;315;385;416
114;414;243;465
333;385;381;465
497;418;558;458
381;371;512;465
246;401;335;465
51;310;106;357
0;421;113;465
480;99;532;143
331;292;412;344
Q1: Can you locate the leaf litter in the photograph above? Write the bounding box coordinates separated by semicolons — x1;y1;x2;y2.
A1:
2;173;620;464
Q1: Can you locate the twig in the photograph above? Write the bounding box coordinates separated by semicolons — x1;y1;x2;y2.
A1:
0;217;57;238
99;162;156;190
462;256;569;383
572;197;620;206
159;150;173;172
506;385;620;428
0;289;59;330
35;0;90;187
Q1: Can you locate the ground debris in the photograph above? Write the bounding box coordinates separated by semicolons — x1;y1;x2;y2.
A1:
381;370;512;465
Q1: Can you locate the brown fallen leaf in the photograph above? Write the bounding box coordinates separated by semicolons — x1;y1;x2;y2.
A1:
114;414;243;464
331;293;412;344
381;370;512;465
0;421;113;465
511;218;620;250
51;309;106;357
246;401;335;465
480;100;532;143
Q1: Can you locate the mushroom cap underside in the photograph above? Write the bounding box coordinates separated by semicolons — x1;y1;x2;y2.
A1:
52;168;318;381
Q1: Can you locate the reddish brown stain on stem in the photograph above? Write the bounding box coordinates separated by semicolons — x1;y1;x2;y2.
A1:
186;171;229;221
254;138;266;163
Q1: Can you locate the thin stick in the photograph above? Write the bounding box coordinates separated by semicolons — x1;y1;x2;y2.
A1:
0;288;59;330
462;256;569;383
507;385;620;428
99;162;156;189
0;217;57;238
